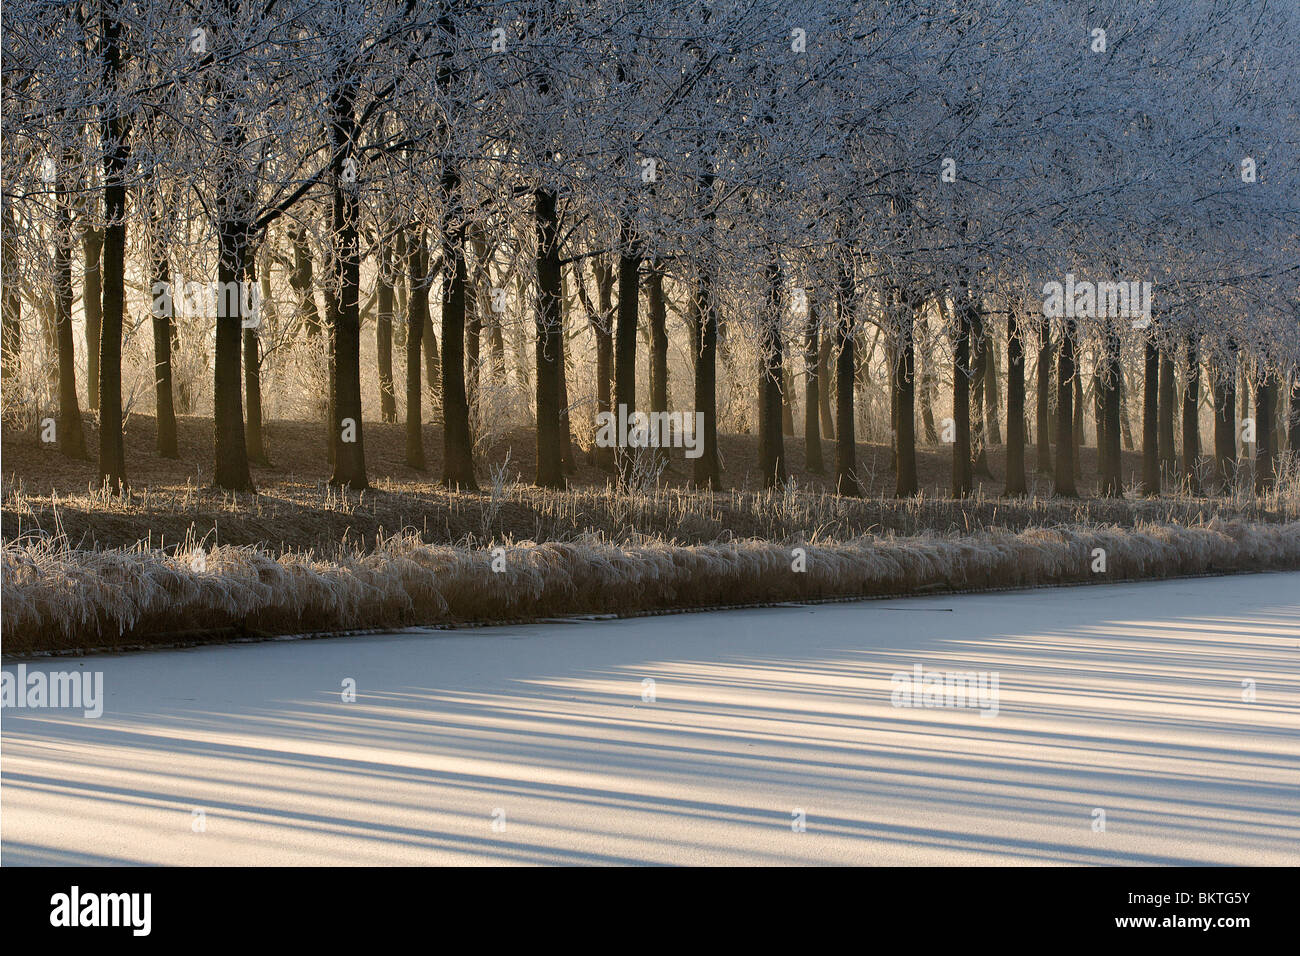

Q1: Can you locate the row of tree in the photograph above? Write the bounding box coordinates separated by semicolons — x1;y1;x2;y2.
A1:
3;0;1297;498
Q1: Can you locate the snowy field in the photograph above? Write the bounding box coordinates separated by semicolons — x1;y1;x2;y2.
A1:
3;573;1298;866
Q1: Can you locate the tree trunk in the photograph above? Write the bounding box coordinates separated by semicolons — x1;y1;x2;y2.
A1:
590;260;615;471
533;188;565;488
782;369;795;436
290;227;323;338
405;229;428;469
1099;326;1122;496
243;254;267;465
377;243;396;423
440;171;478;489
1181;337;1200;493
970;305;992;477
1142;336;1160;496
918;310;939;445
692;266;722;488
833;258;860;496
1072;369;1083;480
82;227;103;410
326;83;367;491
758;252;786;488
1255;369;1277;494
952;294;973;497
803;295;824;474
55;171;88;459
1004;308;1027;496
1212;361;1236;492
1119;368;1134;451
97;8;128;492
1035;318;1053;474
894;291;917;496
1158;349;1176;478
1054;318;1078;497
213;218;253;491
614;225;641;484
818;333;835;441
646;263;669;469
151;249;178;458
1289;370;1300;457
985;331;1002;445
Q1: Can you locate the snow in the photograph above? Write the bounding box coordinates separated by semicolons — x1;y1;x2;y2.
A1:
4;573;1298;865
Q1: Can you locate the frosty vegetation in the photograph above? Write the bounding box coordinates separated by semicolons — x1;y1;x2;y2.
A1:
2;2;1299;648
4;518;1297;653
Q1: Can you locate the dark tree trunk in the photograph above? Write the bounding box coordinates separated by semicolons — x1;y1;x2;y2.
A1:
1255;369;1277;494
1004;308;1027;496
1289;370;1300;456
1035;318;1053;474
1072;369;1083;480
918;311;939;445
970;306;992;477
985;331;1002;446
1158;350;1176;478
614;225;641;484
243;254;267;465
326;82;367;491
1142;336;1160;496
1094;360;1108;476
591;260;615;471
1099;326;1122;496
82;227;103;410
54;174;88;459
1054;318;1078;497
97;8;128;492
440;171;478;490
405;230;428;470
533;188;565;488
952;295;973;497
692;267;722;489
1212;362;1236;492
377;244;396;423
558;322;576;474
290;227;323;338
818;334;835;441
151;250;178;458
803;296;824;474
1181;337;1200;493
646;263;669;470
833;258;860;496
758;252;786;488
213;218;253;491
1119;369;1134;450
894;292;917;496
647;266;669;416
423;310;440;402
782;368;796;436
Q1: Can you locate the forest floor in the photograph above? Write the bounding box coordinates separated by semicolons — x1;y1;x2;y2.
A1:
2;414;1294;553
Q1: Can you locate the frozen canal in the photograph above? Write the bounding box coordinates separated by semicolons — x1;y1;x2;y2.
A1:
4;573;1298;865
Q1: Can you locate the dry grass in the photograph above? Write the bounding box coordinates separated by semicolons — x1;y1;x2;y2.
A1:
4;518;1298;654
5;416;1298;654
4;416;1296;553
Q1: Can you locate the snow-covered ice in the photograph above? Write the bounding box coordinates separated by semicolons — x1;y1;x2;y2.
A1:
3;573;1298;865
